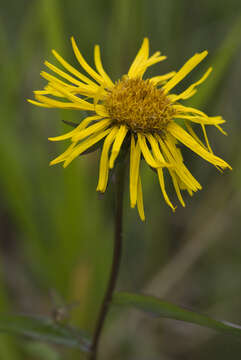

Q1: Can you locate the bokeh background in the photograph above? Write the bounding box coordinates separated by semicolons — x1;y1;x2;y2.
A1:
1;0;241;359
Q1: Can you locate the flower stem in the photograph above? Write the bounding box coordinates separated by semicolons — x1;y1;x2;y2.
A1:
90;161;125;360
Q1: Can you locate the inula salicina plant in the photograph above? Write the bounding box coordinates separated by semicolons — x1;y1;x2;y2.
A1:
25;38;237;359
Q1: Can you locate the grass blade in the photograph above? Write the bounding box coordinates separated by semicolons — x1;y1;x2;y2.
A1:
0;314;91;352
113;292;241;337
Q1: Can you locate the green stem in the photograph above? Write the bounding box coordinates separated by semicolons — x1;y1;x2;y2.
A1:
90;162;125;360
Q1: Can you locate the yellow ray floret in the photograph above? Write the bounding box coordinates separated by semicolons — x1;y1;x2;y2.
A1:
168;122;231;169
109;125;129;169
128;38;149;78
137;175;145;221
97;127;119;192
163;51;208;93
130;135;141;208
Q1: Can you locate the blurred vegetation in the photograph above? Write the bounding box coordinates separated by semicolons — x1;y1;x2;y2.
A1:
0;0;241;359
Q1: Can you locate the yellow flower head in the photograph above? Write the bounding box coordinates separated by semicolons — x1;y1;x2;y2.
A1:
29;38;231;221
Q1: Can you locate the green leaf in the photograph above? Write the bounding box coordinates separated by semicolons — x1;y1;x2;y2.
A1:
113;292;241;337
0;314;91;352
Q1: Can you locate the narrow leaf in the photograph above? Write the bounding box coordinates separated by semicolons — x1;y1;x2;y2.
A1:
0;314;91;352
113;292;241;337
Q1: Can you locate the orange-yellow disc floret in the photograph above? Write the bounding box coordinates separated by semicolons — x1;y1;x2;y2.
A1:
105;77;176;133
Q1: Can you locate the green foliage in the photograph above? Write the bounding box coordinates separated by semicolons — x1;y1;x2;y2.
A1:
113;292;241;337
0;314;90;351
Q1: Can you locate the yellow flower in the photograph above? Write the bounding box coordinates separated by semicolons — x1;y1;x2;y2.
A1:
29;38;231;221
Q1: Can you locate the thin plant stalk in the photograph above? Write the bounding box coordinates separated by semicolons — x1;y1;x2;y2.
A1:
90;161;126;360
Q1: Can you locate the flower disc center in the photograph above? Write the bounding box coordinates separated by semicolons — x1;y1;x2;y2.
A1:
105;77;175;132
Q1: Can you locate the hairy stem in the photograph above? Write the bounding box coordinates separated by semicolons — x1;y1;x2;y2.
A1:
90;162;125;360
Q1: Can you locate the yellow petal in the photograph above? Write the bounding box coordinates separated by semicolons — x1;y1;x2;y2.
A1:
44;61;88;87
168;169;186;207
41;71;76;89
184;121;207;149
93;83;107;109
168;122;231;169
137;133;160;168
35;86;64;98
128;38;149;78
48;116;106;142
164;135;202;190
94;45;114;88
78;115;104;131
157;134;201;191
137;175;145;221
150;71;176;86
34;94;91;110
109;125;128;169
201;123;213;154
173;113;225;126
171;67;212;101
96;127;119;192
72;119;111;142
157;168;175;211
45;82;95;110
134;54;167;78
145;134;170;166
27;99;52;108
173;104;209;119
163;50;208;93
41;70;99;98
93;105;108;118
49;142;76;165
64;128;111;167
51;51;98;88
215;124;227;135
130;135;141;207
71;37;105;85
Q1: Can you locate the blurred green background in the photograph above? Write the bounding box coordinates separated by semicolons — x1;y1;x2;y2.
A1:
0;0;241;359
